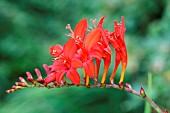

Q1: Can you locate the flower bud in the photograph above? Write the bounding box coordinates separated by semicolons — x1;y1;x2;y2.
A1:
164;109;168;113
12;85;21;89
140;87;146;98
35;68;42;78
126;83;132;89
26;72;34;83
43;64;50;75
19;77;27;83
36;78;44;84
15;82;27;87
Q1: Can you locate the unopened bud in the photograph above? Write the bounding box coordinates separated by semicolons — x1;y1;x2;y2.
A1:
26;72;34;83
36;78;44;84
19;77;27;83
126;83;132;89
6;90;11;94
43;64;50;75
6;89;15;93
164;109;169;113
15;82;27;87
12;85;21;89
35;68;42;78
140;87;146;98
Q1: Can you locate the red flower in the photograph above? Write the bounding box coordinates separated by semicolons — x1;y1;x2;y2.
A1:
95;16;112;84
78;28;101;86
41;17;127;85
109;16;127;83
7;16;129;94
50;44;63;57
45;38;82;85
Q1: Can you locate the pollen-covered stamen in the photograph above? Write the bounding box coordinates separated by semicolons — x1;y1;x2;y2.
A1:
75;36;81;41
90;18;97;28
63;60;71;68
88;26;93;30
52;49;57;54
86;29;91;33
74;36;82;46
52;57;59;61
66;24;74;37
78;37;81;41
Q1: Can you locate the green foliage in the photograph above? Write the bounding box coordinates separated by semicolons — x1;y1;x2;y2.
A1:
144;73;152;113
0;0;170;113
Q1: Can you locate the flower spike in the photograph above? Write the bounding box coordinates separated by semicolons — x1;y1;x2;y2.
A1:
7;16;128;92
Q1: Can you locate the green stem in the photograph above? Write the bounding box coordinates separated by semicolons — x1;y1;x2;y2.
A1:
9;82;164;113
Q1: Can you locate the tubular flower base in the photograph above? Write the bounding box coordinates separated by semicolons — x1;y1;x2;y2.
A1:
7;17;167;113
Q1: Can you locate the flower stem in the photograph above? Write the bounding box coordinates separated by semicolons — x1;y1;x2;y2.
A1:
7;81;165;113
106;84;163;113
50;83;164;112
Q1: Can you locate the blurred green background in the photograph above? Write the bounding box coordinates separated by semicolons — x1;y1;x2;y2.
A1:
0;0;170;113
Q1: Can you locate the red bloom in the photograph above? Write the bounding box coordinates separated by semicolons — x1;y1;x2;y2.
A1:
50;44;63;57
109;16;127;83
7;17;127;93
6;16;129;94
78;28;101;86
95;16;112;84
45;38;82;85
42;17;127;85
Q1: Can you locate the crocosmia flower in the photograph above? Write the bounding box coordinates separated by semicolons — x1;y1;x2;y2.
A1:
109;16;127;84
6;16;128;93
45;38;82;85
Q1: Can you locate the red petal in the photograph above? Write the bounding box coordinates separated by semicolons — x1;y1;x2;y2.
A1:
84;28;101;51
66;68;80;85
104;45;112;55
50;44;63;57
95;58;101;78
56;71;66;84
63;38;77;59
83;59;95;77
114;17;126;40
44;72;56;84
74;18;87;40
71;59;82;68
111;50;121;78
51;60;66;71
100;28;109;46
97;17;108;47
109;37;120;50
89;49;102;60
97;16;105;27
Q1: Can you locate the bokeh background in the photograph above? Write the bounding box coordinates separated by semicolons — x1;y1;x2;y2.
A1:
0;0;170;113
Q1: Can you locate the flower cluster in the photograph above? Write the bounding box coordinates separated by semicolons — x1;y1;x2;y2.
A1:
6;16;127;93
